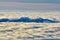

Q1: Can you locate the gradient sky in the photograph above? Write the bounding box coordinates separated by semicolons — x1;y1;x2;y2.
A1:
0;0;60;11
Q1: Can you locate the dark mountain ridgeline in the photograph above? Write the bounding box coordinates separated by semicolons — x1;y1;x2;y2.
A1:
0;17;59;23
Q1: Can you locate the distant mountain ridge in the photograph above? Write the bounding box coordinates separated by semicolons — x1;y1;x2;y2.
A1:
0;17;59;23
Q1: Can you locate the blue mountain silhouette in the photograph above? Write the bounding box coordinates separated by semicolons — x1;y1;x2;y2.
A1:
9;17;31;22
0;19;9;22
0;17;59;23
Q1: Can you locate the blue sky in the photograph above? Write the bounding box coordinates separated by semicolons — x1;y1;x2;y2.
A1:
0;0;60;3
0;0;60;11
